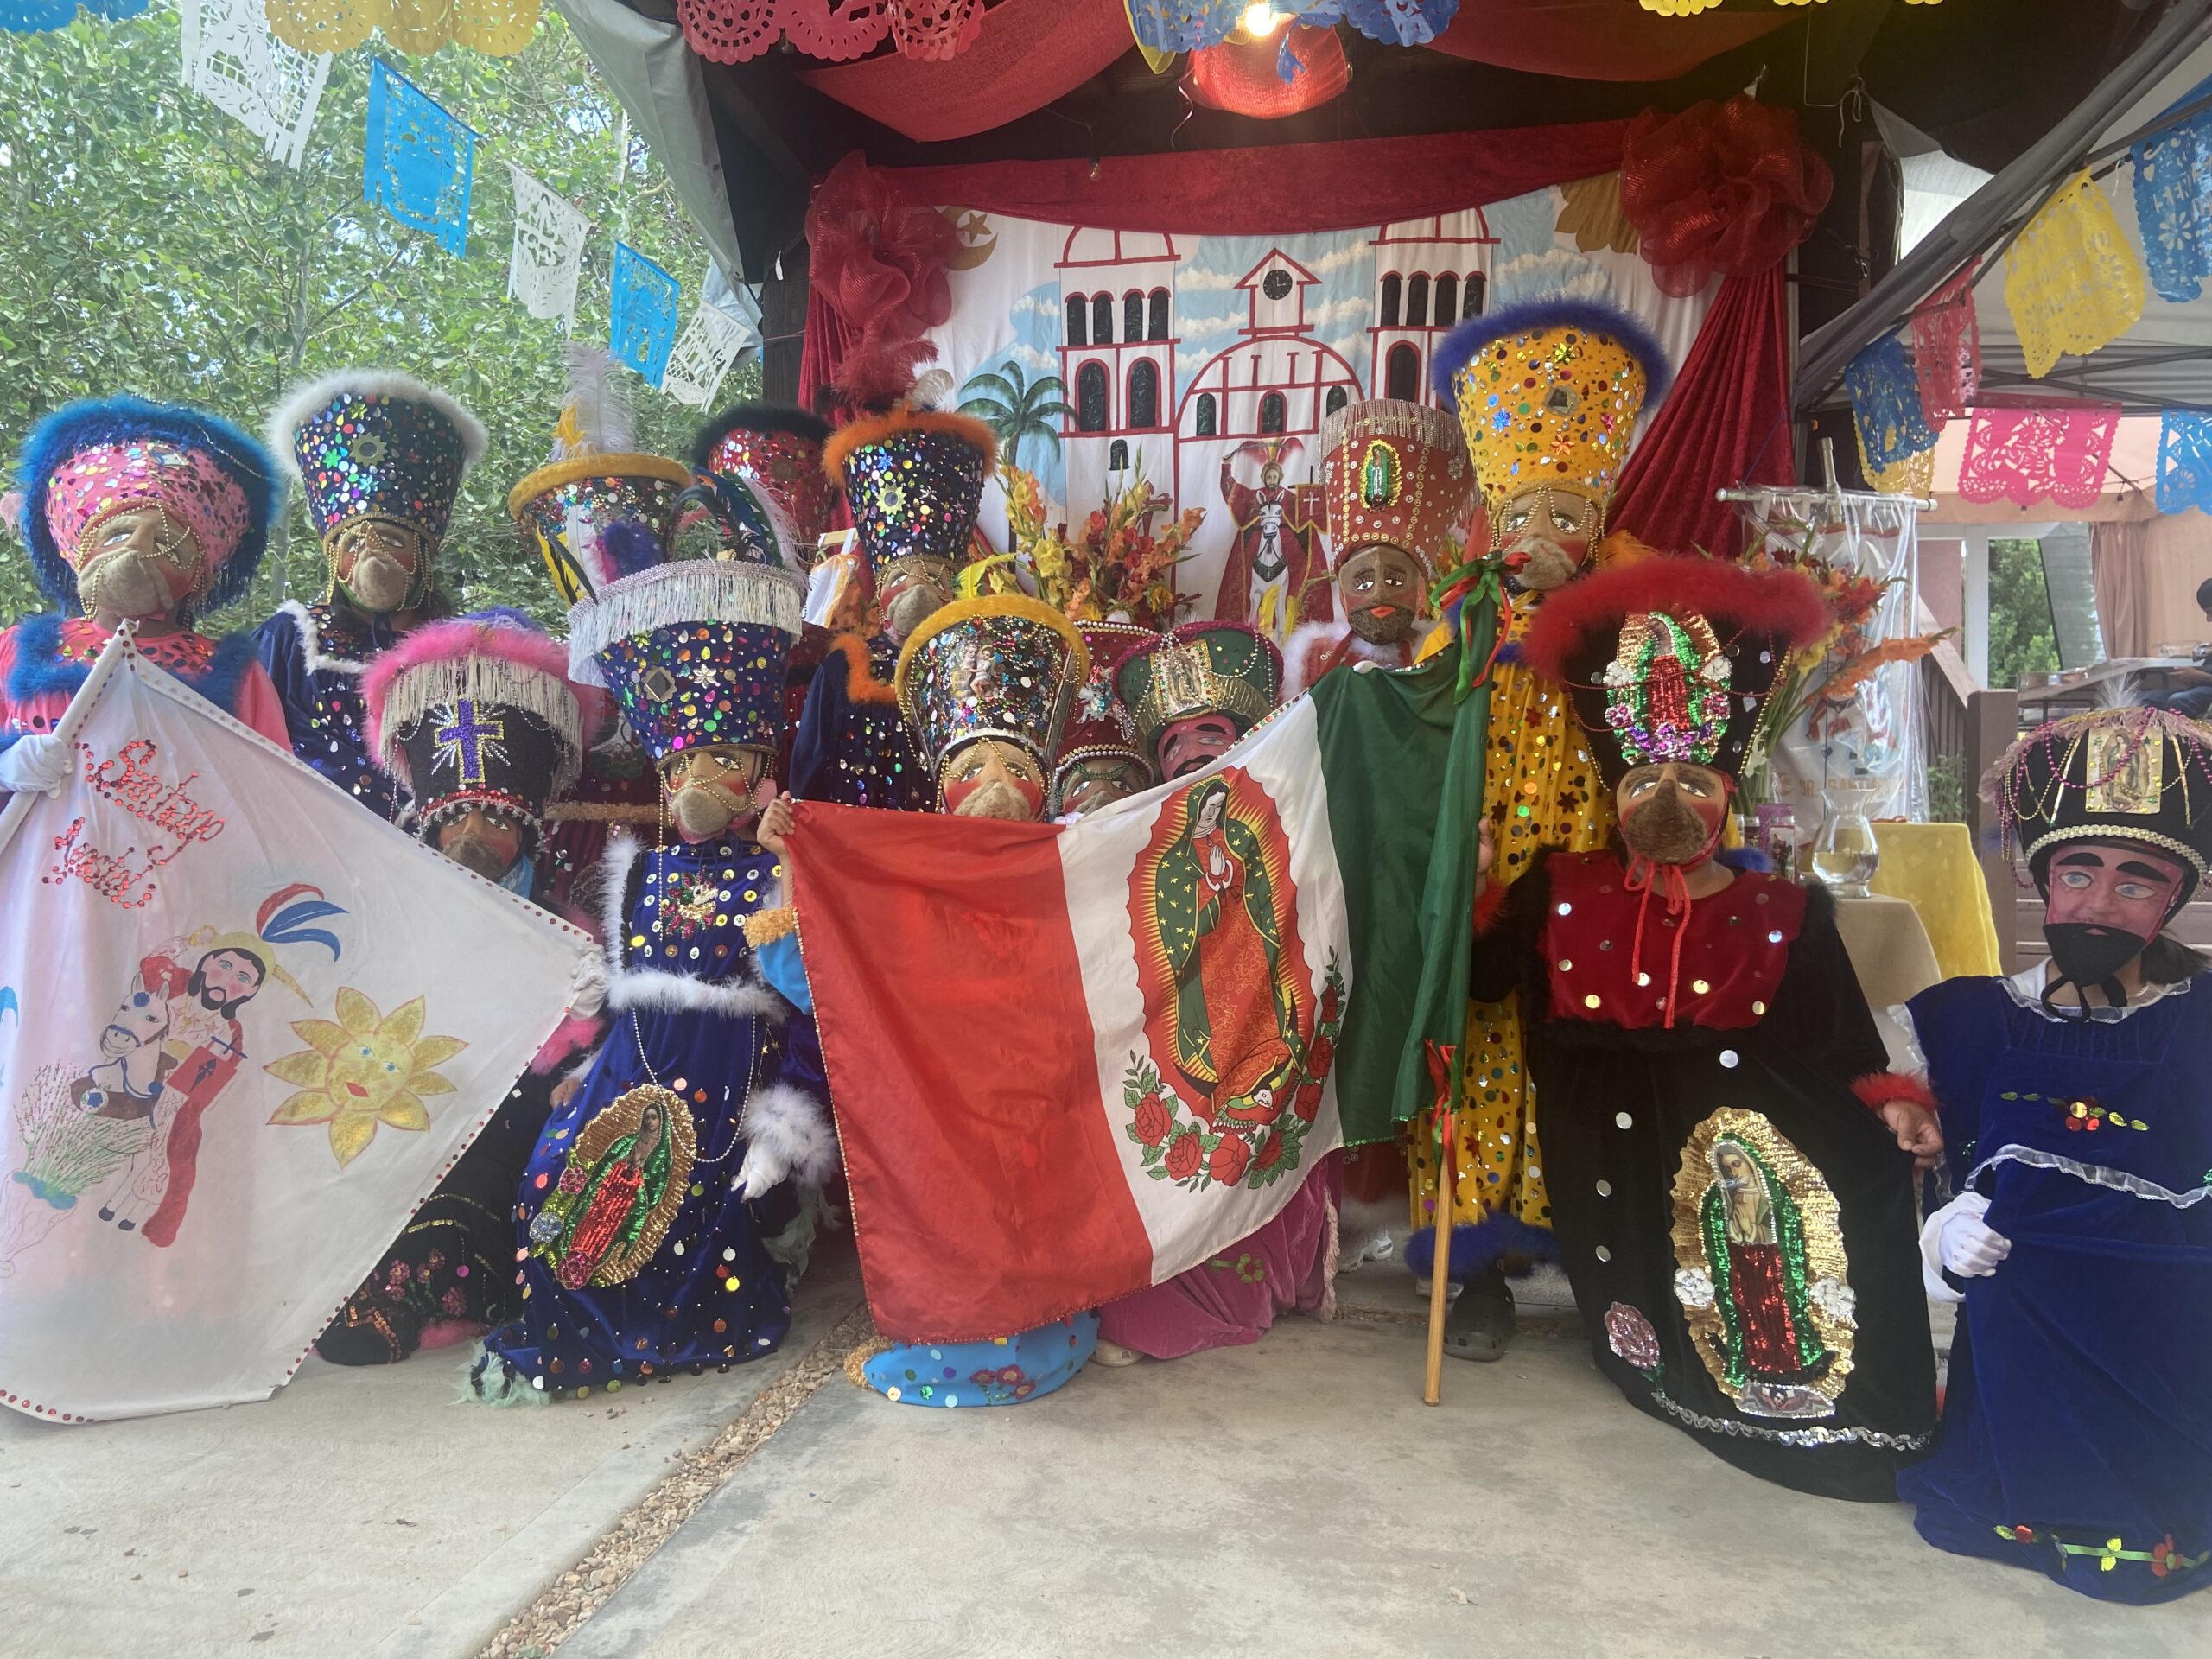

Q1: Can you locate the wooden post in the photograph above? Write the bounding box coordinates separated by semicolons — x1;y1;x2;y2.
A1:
1422;1116;1453;1407
1966;686;2021;975
759;241;809;409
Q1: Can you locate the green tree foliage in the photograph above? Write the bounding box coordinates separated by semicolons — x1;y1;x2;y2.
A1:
0;8;758;630
1987;536;2061;690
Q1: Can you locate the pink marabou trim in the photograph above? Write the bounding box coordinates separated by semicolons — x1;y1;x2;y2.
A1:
360;616;607;760
530;1012;605;1075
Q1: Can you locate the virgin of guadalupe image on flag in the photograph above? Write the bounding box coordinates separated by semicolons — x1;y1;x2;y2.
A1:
0;633;587;1422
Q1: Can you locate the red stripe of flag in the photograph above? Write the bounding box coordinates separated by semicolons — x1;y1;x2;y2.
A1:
790;800;1154;1340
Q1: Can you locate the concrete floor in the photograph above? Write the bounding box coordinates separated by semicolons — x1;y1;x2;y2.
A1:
0;1250;862;1659
2;1239;2196;1659
567;1284;2187;1659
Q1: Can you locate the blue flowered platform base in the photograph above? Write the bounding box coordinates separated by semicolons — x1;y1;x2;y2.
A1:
861;1313;1098;1408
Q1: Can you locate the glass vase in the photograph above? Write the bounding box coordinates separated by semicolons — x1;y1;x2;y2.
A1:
1810;783;1880;900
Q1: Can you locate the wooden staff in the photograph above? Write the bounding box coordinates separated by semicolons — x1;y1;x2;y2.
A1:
1423;1096;1455;1406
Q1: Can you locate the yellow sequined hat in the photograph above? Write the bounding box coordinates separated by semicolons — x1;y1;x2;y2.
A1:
1432;297;1672;510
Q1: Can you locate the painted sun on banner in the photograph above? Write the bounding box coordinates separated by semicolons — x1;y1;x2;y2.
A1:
0;638;586;1422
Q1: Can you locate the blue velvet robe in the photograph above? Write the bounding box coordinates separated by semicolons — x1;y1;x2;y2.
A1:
786;633;931;812
252;600;403;820
476;833;827;1401
1901;969;2212;1602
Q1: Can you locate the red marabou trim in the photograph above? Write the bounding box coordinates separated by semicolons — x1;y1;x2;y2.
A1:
832;632;899;705
1522;556;1831;686
1851;1071;1936;1116
1471;880;1508;936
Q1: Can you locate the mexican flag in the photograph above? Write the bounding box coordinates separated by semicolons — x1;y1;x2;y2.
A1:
789;648;1484;1342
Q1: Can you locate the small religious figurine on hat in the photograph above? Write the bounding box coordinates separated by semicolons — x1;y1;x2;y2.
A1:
1468;554;1942;1499
1214;438;1327;646
255;372;487;820
1281;398;1477;699
508;347;697;910
760;594;1103;1404
786;396;995;813
1052;619;1157;820
0;397;288;798
1408;296;1671;1362
1115;620;1284;786
467;475;835;1405
1092;620;1338;1364
317;610;607;1366
1896;708;2212;1602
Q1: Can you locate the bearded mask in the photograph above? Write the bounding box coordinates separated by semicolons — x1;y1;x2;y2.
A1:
941;739;1046;822
1617;766;1730;868
1338;543;1424;645
73;507;201;621
2038;841;2190;1014
664;748;772;843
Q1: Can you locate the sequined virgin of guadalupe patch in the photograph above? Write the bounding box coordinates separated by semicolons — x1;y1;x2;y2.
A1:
1669;1109;1855;1420
526;1086;697;1290
2084;722;2164;817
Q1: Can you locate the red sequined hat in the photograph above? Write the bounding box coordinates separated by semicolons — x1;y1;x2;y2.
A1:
1318;399;1477;585
690;404;837;563
1054;619;1157;800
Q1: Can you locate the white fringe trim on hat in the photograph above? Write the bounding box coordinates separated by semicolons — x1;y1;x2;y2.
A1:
265;369;491;481
378;655;588;798
567;559;805;687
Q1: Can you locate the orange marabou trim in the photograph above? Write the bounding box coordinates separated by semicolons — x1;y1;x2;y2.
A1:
821;408;997;480
831;632;899;705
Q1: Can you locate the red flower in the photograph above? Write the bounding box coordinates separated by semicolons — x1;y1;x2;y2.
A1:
2151;1536;2183;1577
1319;985;1341;1026
2012;1526;2037;1543
1256;1133;1287;1170
1164;1132;1203;1181
1133;1092;1173;1147
1306;1035;1335;1078
1209;1133;1252;1186
1294;1080;1322;1122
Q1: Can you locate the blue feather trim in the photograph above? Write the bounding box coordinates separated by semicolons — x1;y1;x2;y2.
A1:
16;396;283;613
5;614;258;716
1429;296;1675;408
1401;1213;1559;1281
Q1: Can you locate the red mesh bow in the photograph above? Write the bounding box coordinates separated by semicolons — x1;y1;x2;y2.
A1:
807;151;963;410
1620;97;1833;298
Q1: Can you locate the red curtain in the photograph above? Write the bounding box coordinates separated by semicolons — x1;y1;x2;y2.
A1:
1611;264;1795;558
879;120;1628;236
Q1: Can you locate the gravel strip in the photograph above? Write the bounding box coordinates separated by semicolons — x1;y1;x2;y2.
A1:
478;1301;874;1659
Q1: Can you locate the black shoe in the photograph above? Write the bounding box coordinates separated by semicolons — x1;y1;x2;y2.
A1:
1443;1266;1516;1363
97;1206;114;1222
116;1219;136;1232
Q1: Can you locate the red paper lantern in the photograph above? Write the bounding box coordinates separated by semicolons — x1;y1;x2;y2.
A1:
1183;22;1349;119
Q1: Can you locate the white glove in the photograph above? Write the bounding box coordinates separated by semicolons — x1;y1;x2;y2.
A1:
735;1142;780;1202
1919;1190;2010;1301
566;950;607;1019
0;734;70;797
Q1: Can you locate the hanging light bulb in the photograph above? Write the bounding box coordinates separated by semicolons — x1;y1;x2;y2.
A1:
1241;2;1287;37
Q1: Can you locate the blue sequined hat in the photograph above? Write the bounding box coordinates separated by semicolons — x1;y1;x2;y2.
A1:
893;595;1090;785
568;474;804;764
267;370;488;545
822;408;996;575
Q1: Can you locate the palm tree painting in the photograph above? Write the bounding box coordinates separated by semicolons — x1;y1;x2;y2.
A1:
957;360;1074;472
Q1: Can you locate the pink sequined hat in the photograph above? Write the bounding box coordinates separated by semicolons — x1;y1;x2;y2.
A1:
17;396;281;613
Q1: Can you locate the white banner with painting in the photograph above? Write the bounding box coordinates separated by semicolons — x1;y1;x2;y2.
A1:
921;181;1713;645
0;638;587;1421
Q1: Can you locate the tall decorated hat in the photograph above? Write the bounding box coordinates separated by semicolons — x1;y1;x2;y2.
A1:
1318;398;1477;584
1054;618;1157;803
509;346;694;607
690;404;836;571
894;595;1089;786
1115;620;1285;773
1986;708;2212;906
1522;556;1828;792
567;474;804;765
361;609;605;855
268;370;487;584
16;396;283;616
1431;297;1671;524
822;408;995;578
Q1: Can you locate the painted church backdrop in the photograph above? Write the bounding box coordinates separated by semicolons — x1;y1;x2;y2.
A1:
921;181;1716;637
